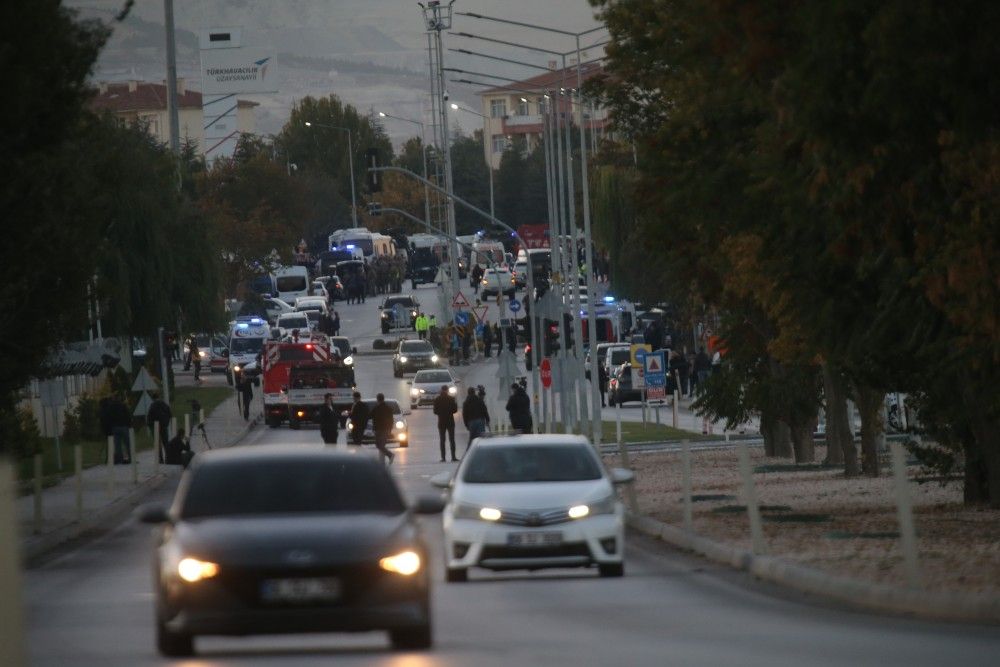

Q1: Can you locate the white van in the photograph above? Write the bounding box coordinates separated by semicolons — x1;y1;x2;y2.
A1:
271;266;310;303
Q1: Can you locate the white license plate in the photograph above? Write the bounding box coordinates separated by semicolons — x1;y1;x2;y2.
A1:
507;532;562;547
260;577;341;602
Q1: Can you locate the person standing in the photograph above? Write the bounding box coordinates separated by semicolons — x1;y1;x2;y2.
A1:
506;383;533;434
693;346;712;394
349;392;369;445
106;395;132;464
462;387;489;451
482;320;493;358
598;361;609;408
190;338;202;382
369;393;396;465
319;393;339;445
433;385;459;462
146;392;172;462
415;312;428;340
332;310;341;336
237;374;254;421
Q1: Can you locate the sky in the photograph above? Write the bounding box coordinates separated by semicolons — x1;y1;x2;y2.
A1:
68;0;607;146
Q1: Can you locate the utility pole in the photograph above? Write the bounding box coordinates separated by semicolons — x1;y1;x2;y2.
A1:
163;0;180;154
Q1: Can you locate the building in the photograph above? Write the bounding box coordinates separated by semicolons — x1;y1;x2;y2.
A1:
475;61;610;170
90;79;258;157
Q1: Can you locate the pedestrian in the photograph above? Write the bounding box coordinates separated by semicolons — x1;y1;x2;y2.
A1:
237;373;254;421
415;312;428;340
428;314;438;338
319;393;339;445
471;263;484;293
432;385;459;462
349;391;369;445
506;323;516;353
163;427;191;465
462;387;490;450
462;326;472;364
694;346;712;393
101;395;132;464
482;320;493;358
598;361;609;408
370;393;396;465
146;392;172;462
505;382;533;434
332;310;341;335
190;338;202;382
183;336;193;370
450;327;462;366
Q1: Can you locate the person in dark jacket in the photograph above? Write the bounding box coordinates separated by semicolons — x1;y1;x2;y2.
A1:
101;395;132;464
349;392;369;445
146;392;172;462
505;383;533;434
598;362;609;407
237;374;254;420
319;393;339;445
462;387;490;450
163;427;191;465
369;393;396;465
482;321;493;358
432;385;459;462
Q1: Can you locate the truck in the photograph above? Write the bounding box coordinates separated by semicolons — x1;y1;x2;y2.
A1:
261;334;356;428
227;316;271;386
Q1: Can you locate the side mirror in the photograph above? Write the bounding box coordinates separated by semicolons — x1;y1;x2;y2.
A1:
412;494;446;514
610;467;635;485
429;471;453;489
135;503;170;524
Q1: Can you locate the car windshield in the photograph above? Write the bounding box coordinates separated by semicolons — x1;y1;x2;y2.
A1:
279;317;309;329
414;370;452;384
289;367;354;389
331;338;351;356
229;337;263;354
304;311;320;322
276;276;306;292
385;297;416;308
181;458;405;518
401;341;432;353
463;445;603;483
609;349;631;365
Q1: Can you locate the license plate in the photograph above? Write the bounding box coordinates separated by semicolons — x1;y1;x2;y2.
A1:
507;531;562;547
260;577;341;602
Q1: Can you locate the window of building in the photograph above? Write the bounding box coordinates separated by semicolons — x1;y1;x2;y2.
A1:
491;134;507;154
516;99;529;116
490;98;507;118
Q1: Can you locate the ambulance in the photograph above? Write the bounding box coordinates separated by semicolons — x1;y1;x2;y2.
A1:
226;316;271;386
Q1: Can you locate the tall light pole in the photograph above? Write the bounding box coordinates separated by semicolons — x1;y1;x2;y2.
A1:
304;122;358;228
378;111;433;231
449;102;495;222
163;0;180;154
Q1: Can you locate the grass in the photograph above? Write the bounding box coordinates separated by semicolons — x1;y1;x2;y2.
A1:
601;420;711;443
17;385;231;490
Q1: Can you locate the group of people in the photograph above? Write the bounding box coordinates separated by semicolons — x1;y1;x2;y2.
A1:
368;255;407;295
317;310;341;336
318;392;395;465
413;312;438;340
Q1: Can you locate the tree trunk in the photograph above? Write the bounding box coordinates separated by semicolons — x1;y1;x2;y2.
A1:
772;420;793;458
856;386;884;477
790;417;816;464
822;365;845;465
761;411;776;457
960;378;1000;507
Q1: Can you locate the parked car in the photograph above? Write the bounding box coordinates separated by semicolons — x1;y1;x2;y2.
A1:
433;434;632;582
379;295;420;334
608;362;643;406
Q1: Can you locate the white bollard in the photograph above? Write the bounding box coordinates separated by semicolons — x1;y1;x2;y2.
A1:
129;428;138;485
737;441;767;555
890;440;921;588
681;439;693;532
106;435;115;498
33;453;43;535
170;416;177;440
672;389;679;428
0;460;27;666
74;443;83;524
153;428;160;473
615;400;622;444
184;413;191;441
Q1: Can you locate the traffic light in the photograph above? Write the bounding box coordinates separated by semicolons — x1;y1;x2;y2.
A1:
543;318;560;356
365;148;381;192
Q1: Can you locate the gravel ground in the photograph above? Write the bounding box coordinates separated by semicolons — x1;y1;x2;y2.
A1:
609;444;1000;595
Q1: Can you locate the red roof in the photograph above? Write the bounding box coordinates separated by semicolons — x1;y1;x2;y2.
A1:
90;81;258;113
477;62;604;95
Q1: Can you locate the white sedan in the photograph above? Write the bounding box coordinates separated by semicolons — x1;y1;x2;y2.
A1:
432;435;633;582
409;369;459;409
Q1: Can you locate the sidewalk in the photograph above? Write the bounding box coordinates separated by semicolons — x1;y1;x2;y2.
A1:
17;388;261;562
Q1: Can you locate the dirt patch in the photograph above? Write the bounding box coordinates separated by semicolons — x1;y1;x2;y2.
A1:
608;444;1000;595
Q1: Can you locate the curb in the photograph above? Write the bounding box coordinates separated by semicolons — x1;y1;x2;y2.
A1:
627;513;1000;624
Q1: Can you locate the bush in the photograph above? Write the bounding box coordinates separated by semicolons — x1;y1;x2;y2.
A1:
9;407;43;459
64;393;103;442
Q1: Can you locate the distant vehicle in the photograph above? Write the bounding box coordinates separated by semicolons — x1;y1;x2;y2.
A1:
328;227;395;263
470;240;506;272
295;297;330;317
379;295;419;334
433;434;631;582
512;259;529;288
608;362;643;406
271;266;310;304
314;275;345;302
262;335;354;427
138;446;443;657
409;368;458;409
274;312;310;338
346;398;409;448
480;267;516;298
227;317;270;386
393;339;440;377
286;363;356;429
208;336;229;374
310;281;329;301
315;248;363;277
262;297;294;324
328;336;356;366
248;274;274;295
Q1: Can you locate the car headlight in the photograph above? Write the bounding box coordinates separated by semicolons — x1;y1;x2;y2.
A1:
395;420;406;430
411;310;417;317
453;503;502;521
344;355;354;365
177;557;219;583
381;312;388;318
233;365;241;372
430;354;439;363
198;350;207;358
410;388;419;397
379;550;421;575
397;432;407;441
448;386;458;396
581;495;617;516
568;504;589;519
399;355;408;363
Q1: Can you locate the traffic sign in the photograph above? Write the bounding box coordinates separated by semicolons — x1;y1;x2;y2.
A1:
452;291;471;308
473;305;488;322
646;385;666;400
131;366;158;392
454;311;470;327
508;298;521;313
540;358;552;388
132;391;153;417
643;350;667;387
630;343;651;369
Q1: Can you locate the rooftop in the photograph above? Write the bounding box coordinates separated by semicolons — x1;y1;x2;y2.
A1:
476;62;604;96
90;80;259;113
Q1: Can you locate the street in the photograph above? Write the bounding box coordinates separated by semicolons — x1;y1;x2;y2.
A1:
24;289;1000;666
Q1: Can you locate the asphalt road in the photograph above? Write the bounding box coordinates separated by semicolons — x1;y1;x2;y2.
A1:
24;286;1000;666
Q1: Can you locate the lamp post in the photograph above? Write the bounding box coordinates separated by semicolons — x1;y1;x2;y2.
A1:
448;102;495;222
304;121;358;228
378;111;433;232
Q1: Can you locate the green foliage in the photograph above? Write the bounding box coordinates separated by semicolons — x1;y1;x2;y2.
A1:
62;394;103;444
9;407;43;459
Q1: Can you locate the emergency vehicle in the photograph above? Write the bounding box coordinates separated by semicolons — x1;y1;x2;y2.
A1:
227;316;270;386
261;334;356;428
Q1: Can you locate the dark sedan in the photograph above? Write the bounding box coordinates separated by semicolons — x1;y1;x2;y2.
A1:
608;362;644;406
138;446;443;657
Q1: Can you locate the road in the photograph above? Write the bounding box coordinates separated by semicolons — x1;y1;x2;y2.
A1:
24;285;1000;666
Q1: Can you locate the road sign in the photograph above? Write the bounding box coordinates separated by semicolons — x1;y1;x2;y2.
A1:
630;343;651;369
540;358;552;388
644;351;666;385
646;385;666;400
473;306;488;322
452;291;471;308
132;391;153;417
454;311;470;326
508;298;521;313
131;366;158;393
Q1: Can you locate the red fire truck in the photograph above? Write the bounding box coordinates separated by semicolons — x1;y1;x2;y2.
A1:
262;334;356;428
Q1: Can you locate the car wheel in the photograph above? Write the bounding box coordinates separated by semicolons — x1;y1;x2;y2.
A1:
410;403;418;410
445;567;468;583
156;621;194;657
598;562;624;578
389;624;432;650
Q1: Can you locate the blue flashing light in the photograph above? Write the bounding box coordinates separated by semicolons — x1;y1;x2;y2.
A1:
346;244;356;249
236;323;249;329
250;317;263;325
603;295;616;303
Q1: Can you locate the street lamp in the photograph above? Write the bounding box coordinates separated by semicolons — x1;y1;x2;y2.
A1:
378;111;433;231
304;121;358;228
449;102;495;222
